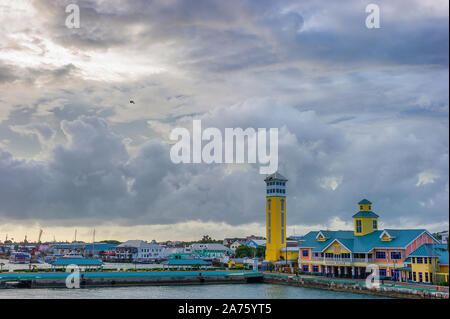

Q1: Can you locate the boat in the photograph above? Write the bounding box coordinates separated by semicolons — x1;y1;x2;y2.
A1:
62;251;84;259
44;254;63;264
8;252;31;264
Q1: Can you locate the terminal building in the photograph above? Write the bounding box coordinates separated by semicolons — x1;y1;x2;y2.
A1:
263;172;449;284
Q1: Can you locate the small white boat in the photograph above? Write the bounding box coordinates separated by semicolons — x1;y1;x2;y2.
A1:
62;251;84;259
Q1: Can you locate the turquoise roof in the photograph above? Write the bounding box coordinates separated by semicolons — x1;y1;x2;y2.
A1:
298;229;435;253
164;259;209;265
352;211;379;218
52;258;103;266
408;244;449;265
358;199;372;204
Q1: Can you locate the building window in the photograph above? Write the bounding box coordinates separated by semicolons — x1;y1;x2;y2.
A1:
369;205;371;210
413;272;416;281
281;213;284;228
268;213;271;227
375;251;386;259
390;252;402;260
425;272;429;282
281;199;284;211
428;257;432;264
379;268;386;277
302;265;309;272
424;257;428;264
281;229;284;244
408;272;412;280
268;199;271;211
360;205;363;210
313;265;319;272
373;220;377;229
417;257;423;264
418;272;423;282
268;229;271;244
302;250;309;257
412;257;415;264
356;220;362;233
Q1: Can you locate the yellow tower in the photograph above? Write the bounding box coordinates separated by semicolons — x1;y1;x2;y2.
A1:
352;199;379;236
264;172;288;261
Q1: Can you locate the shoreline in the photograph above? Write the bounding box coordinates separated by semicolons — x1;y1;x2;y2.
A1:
1;270;448;299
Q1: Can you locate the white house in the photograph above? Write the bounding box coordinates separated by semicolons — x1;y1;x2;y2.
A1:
115;240;163;262
230;240;246;252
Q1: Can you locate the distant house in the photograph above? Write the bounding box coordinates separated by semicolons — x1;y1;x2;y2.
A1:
190;243;231;258
246;235;265;242
441;231;448;244
230;240;246;252
115;240;163;262
223;238;246;246
228;258;245;269
246;239;266;248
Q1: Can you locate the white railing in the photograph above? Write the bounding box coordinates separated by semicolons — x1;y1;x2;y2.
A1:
310;257;374;264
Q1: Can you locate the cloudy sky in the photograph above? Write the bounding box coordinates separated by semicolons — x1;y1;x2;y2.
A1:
0;0;448;242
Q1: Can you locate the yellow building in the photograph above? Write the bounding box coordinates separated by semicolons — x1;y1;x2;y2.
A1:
403;244;449;284
264;172;288;262
297;199;442;282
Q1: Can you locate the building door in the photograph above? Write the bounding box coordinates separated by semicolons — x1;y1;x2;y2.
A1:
392;269;399;281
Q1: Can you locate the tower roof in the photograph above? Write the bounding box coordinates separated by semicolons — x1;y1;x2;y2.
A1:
358;199;372;204
264;172;288;182
352;211;379;218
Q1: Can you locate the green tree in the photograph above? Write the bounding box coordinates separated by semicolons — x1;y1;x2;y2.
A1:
235;246;256;258
100;240;121;245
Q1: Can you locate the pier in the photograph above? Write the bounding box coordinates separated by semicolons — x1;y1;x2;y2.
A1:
0;270;263;289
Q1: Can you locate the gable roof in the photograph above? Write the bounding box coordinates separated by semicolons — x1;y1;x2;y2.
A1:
408;244;449;264
298;229;434;253
321;238;354;253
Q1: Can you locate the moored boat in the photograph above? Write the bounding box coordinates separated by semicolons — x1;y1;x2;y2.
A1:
8;252;31;264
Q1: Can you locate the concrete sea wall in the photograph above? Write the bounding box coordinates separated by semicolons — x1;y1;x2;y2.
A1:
262;273;449;299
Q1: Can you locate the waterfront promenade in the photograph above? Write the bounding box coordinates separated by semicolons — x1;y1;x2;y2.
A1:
1;269;448;298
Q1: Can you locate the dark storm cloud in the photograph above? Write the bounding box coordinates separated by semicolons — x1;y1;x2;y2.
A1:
0;101;448;228
29;0;448;72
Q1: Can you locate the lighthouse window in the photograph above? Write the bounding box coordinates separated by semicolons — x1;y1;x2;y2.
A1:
268;213;271;227
281;229;285;244
268;199;271;211
281;213;284;227
268;229;271;244
281;199;284;211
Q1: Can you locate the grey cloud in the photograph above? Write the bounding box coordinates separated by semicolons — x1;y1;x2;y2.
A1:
0;100;448;229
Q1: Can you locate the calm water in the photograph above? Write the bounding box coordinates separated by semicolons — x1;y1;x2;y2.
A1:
0;283;388;299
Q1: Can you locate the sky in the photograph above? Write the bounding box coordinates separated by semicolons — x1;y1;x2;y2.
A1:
0;0;448;243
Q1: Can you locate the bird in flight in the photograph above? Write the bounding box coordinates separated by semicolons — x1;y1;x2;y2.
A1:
129;100;135;104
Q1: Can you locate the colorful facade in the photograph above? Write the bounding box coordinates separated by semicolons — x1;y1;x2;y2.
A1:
264;172;288;261
402;244;449;284
296;199;441;281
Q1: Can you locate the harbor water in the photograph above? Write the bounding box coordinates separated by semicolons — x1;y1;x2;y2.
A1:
0;283;389;299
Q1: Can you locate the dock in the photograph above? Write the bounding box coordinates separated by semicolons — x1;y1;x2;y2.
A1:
0;270;263;289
